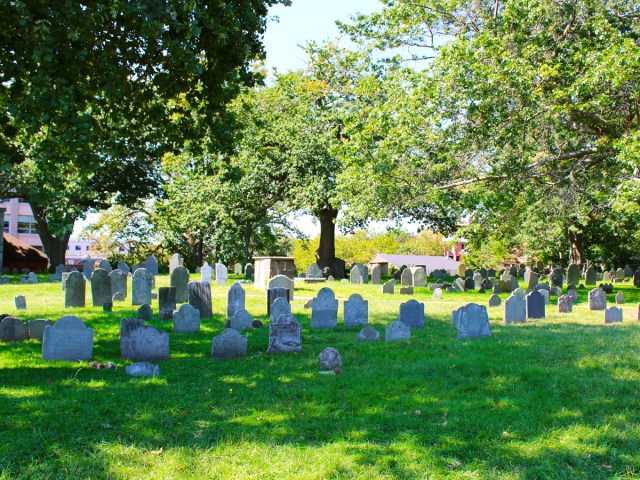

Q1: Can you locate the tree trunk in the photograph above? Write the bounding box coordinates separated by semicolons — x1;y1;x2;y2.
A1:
568;224;585;266
315;207;338;274
29;203;73;272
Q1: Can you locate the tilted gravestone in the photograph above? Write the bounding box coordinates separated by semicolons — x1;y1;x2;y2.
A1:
504;294;526;324
0;316;28;342
226;282;245;319
357;263;369;284
91;268;112;307
400;268;413;286
454;278;465;292
14;295;26;310
382;281;394;295
215;263;228;286
230;309;253;331
411;267;427;287
350;266;363;284
110;269;127;300
526;291;545;319
42;316;93;361
270;297;291;323
585;266;597;286
201;263;213;285
457;303;491;339
344;293;368;327
527;271;539;291
188;281;212;318
357;325;380;342
306;263;323;279
488;294;501;307
588;288;607;311
170;266;190;304
268;275;295;299
399;299;424;329
169;253;183;274
385;320;411;342
605;306;623;323
212;328;247;360
158;287;177;320
65;271;86;308
173;304;200;333
371;265;381;285
120;318;169;361
266;313;302;354
311;287;339;329
267;287;290;315
567;264;580;285
132;268;153;306
28;319;53;341
558;295;573;313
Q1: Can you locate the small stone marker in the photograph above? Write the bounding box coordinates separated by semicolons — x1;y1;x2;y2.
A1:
170;266;190;303
504;294;526;324
188;281;212;318
14;295;26;310
173;304;201;333
110;269;127;299
211;328;247;360
126;362;160;377
0;316;28;342
311;287;339;329
605;306;623;323
526;291;545;319
91;268;112;307
227;282;245;319
615;292;624;304
344;293;368;327
137;304;153;321
399;299;424;329
433;288;443;300
558;295;573;313
399;286;414;295
357;325;381;342
132;268;153;306
588;288;607;311
120;318;169;361
385;320;411;342
266;313;302;354
488;294;501;307
65;271;86;308
567;289;578;304
318;347;342;369
158;287;177;320
28;319;53;341
268;275;295;299
42;316;94;361
382;281;394;295
371;265;381;285
230;309;253;330
270;297;292;323
457;303;491;339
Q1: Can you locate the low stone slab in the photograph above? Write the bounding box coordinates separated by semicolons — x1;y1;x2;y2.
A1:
399;287;414;295
126;362;160;377
357;325;380;342
42;316;94;361
211;328;247;360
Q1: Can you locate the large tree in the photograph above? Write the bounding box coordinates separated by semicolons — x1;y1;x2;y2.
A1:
0;0;288;269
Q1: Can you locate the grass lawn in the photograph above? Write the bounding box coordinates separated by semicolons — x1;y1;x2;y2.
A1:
1;274;640;479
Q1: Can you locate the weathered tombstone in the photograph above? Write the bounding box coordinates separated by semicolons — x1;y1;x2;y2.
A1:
350;265;363;284
311;288;338;329
411;267;427;287
454;278;466;292
603;271;612;282
42;316;94;361
382;281;394;295
268;275;295;299
550;286;562;297
616;268;625;281
585;266;597;286
473;272;483;289
558;295;573;313
433;288;443;300
131;268;153;306
82;258;95;279
215;263;228;286
120;318;169;361
479;267;488;279
385;320;411;342
188;281;212;318
27;271;38;284
61;272;70;290
538;289;550;305
357;325;380;342
504;294;526;324
510;276;519;292
401;267;413;286
487;268;496;278
173;304;201;333
145;255;159;275
465;268;474;279
91;269;112;307
170;265;189;304
110;269;127;299
112;292;126;302
399;299;425;329
266;313;302;354
97;259;112;273
0;316;28;342
399;286;414;295
233;263;243;275
14;295;26;310
270;296;291;323
201;263;213;285
464;277;475;291
527;271;539;291
356;264;369;284
457;303;491;339
523;268;532;284
456;264;467;277
615;292;624;304
137;304;153;321
526;291;545;319
65;271;86;308
306;263;323;279
344;293;368;327
605;306;623;323
117;261;131;274
28;319;53;341
371;265;381;285
624;265;633;278
567;264;580;285
230;309;253;331
245;263;254;280
169;254;183;274
488;294;501;307
588;288;607;311
512;288;525;299
267;287;290;315
158;287;177;320
550;268;564;288
567;289;578;304
211;328;247;360
227;282;245;319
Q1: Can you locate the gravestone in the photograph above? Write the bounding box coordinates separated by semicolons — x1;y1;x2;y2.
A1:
588;288;607;311
585;266;597;285
91;269;112;307
512;288;525;299
624;265;633;278
306;263;323;279
344;293;368;327
550;286;562;297
487;268;496;278
201;263;213;285
603;271;612;282
169;254;183;274
550;268;564;288
226;282;246;319
479;267;488;279
144;255;159;275
65;271;86;308
526;291;545;319
266;313;302;354
464;278;475;291
82;258;94;279
230;309;253;331
158;287;177;320
61;272;70;290
137;304;153;321
0;316;28;342
245;263;254;280
524;269;532;283
539;289;550;305
456;264;467;277
132;268;153;306
311;288;338;329
400;286;414;295
188;281;212;318
234;263;243;275
457;303;491;339
509;266;518;277
120;318;169;361
270;296;291;323
567;264;580;285
382;281;394;295
110;269;127;299
504;294;526;324
117;261;131;274
510;276;519;292
411;267;427;287
350;266;363;284
399;299;425;329
14;295;26;310
465;268;474;279
605;306;623;323
371;265;381;285
616;292;624;304
211;328;247;360
42;316;93;361
616;268;625;281
267;287;290;315
385;320;411;342
215;263;228;286
473;272;483;289
268;275;295;299
28;319;53;341
401;267;413;286
173;304;201;333
97;259;112;273
27;272;38;283
169;265;189;304
527;271;539;290
356;263;369;284
454;278;465;292
567;289;578;304
357;325;380;342
319;347;342;369
558;295;573;313
126;363;160;377
488;294;501;307
433;288;443;300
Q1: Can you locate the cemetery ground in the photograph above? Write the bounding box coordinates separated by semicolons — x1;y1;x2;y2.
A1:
2;276;640;479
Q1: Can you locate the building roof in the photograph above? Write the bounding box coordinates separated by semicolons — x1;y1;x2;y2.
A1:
369;254;460;271
3;233;49;262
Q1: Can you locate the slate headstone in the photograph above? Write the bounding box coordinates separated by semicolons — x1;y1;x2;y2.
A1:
14;295;26;310
464;277;475;291
457;303;491;339
170;265;190;304
270;296;292;323
173;304;201;333
382;281;394;295
585;266;596;285
385;320;411;342
132;268;153;306
188;281;212;318
605;306;623;323
245;263;254;280
230;309;253;331
97;259;112;273
266;313;302;354
399;299;424;329
539;289;550;305
117;261;131;274
91;268;112;307
526;291;545;319
488;294;501;307
201;263;213;285
371;265;381;285
42;316;94;361
158;287;177;320
504;294;526;324
567;264;580;285
267;287;290;315
211;328;247;360
588;288;607;311
400;268;412;286
144;255;159;275
311;287;339;329
0;316;28;342
357;325;380;342
169;254;183;274
120;318;169;361
65;271;86;308
82;258;95;279
137;304;153;321
110;269;127;299
268;275;295;299
306;263;323;279
28;319;53;341
411;267;427;287
344;293;368;327
226;282;245;319
350;266;363;284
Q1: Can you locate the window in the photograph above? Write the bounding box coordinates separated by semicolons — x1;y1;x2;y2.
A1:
3;214;9;233
75;245;81;251
85;246;89;251
66;246;70;251
17;215;37;234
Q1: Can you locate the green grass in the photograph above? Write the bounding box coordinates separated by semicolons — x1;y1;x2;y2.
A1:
2;275;640;479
